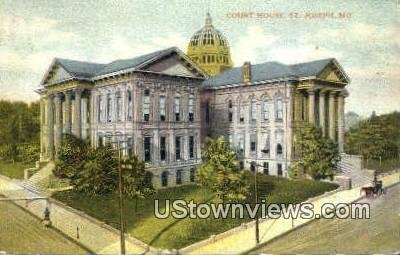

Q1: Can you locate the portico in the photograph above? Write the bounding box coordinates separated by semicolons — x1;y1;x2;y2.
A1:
294;82;349;152
39;87;90;160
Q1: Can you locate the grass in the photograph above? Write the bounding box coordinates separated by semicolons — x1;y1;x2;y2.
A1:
0;200;88;254
0;160;34;179
366;157;400;174
52;173;338;249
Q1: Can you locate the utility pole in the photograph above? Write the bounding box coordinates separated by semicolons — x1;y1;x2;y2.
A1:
254;166;259;244
106;133;128;255
118;142;126;255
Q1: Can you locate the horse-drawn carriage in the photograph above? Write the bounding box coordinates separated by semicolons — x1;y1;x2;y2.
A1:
360;174;385;198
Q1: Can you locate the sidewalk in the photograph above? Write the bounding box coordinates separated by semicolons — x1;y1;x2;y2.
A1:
0;174;156;255
180;172;400;254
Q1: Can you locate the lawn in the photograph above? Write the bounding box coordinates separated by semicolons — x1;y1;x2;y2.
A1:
52;173;338;249
0;160;33;179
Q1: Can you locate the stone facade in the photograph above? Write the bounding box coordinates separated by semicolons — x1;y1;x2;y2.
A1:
37;47;349;188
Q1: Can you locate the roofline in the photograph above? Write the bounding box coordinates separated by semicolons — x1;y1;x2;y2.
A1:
92;47;208;81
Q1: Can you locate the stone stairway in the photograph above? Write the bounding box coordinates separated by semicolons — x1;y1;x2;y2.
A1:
337;154;372;187
29;161;55;185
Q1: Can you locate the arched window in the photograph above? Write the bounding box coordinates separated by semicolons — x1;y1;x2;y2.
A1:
276;144;283;155
127;90;132;121
250;162;256;172
116;91;122;122
188;95;194;122
262;99;269;120
239;101;244;123
276;98;283;120
161;171;168;187
251;99;257;121
228;100;233;122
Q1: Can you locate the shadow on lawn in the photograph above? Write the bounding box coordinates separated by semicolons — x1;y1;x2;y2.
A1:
148;194;216;246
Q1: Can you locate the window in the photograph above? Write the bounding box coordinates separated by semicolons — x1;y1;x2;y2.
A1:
161;171;168;187
239;161;244;169
262;100;269;120
127;136;133;156
250;162;256;172
144;137;151;162
251;99;257;121
228;100;233;122
263;162;269;175
250;134;257;152
176;170;182;185
239;104;244;122
127;90;132;121
190;168;196;182
277;163;283;176
188;95;194;122
277;143;283;156
174;97;180;121
159;96;166;121
98;95;103;122
238;134;244;154
175;136;181;160
276;98;283;120
262;135;270;154
116;92;122;121
98;134;104;147
205;101;210;123
107;94;112;122
160;136;166;161
143;90;150;122
189;136;194;159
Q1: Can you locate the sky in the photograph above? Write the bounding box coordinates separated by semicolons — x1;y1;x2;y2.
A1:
0;0;399;117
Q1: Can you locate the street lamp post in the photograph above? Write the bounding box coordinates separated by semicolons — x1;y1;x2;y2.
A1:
247;158;266;245
106;133;129;255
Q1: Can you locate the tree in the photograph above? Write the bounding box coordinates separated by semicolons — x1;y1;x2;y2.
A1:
290;124;340;180
345;112;399;161
54;134;89;179
121;155;154;211
73;146;118;195
0;100;40;163
197;136;249;202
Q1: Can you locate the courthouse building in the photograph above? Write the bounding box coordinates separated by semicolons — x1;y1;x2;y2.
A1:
36;14;349;188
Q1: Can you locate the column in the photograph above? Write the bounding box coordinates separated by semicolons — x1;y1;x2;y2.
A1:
74;89;82;138
328;91;336;141
319;90;326;136
54;93;63;151
64;91;72;134
308;89;315;124
286;86;294;161
40;97;46;160
337;92;345;152
47;94;54;159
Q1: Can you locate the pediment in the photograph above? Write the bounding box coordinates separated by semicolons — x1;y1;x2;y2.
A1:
41;61;74;86
140;52;206;78
317;61;349;84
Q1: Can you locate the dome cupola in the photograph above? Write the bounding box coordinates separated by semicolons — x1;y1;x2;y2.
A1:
187;13;233;76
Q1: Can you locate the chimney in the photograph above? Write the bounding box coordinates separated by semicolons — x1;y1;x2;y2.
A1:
242;61;251;84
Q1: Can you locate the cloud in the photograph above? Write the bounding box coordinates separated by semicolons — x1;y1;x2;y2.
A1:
231;25;278;65
95;33;188;63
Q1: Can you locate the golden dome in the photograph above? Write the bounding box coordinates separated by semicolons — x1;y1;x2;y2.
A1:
187;13;233;76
